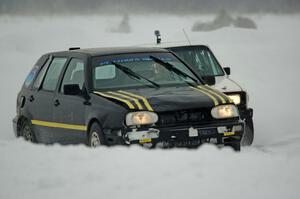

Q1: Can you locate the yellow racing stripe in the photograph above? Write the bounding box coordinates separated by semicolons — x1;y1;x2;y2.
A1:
94;91;135;109
31;120;87;131
118;90;154;111
198;85;226;104
190;86;219;106
203;85;234;103
107;91;143;110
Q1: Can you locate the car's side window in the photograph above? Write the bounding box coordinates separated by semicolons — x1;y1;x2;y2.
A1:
60;58;85;93
42;57;67;91
33;58;51;89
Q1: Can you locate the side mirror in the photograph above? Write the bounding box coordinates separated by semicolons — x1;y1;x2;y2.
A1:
202;76;216;86
64;84;81;96
224;67;231;75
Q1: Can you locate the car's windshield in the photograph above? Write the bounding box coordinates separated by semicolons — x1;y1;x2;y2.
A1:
92;52;200;90
169;46;224;76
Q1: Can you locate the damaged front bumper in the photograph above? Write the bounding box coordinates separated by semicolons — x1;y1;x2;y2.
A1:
123;120;244;148
240;108;253;121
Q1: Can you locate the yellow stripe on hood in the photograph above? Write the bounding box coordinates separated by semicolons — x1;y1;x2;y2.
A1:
107;91;143;110
197;85;226;104
118;90;154;111
203;85;234;104
94;91;135;109
190;86;219;106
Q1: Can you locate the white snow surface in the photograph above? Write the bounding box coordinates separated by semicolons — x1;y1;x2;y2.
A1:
0;15;300;199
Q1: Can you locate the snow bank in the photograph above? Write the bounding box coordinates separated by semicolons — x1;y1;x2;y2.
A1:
1;140;299;199
0;14;300;199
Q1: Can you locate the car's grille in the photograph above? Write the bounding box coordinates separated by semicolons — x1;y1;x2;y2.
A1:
157;109;213;126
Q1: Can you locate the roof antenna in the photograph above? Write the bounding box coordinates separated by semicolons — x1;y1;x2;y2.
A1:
154;30;161;44
182;29;192;45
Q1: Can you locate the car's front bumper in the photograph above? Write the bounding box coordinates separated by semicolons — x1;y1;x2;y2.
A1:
123;120;244;148
240;108;253;120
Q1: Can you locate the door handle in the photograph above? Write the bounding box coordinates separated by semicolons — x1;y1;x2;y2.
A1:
29;95;35;102
54;99;60;107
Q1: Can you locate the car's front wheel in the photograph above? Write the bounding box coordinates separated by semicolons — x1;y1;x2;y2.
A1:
21;119;36;143
88;122;106;147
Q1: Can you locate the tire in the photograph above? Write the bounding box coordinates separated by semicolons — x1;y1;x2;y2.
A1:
241;119;254;146
20;119;37;143
88;122;106;147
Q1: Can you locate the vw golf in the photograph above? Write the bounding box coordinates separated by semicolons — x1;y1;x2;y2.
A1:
13;47;244;150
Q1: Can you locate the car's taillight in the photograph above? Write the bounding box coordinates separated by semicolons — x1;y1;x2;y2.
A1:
16;97;19;114
16;95;25;115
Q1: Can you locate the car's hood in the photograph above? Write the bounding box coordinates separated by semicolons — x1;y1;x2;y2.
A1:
93;85;232;112
212;76;243;93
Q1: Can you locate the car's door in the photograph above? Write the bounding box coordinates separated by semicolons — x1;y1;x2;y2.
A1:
28;56;68;143
52;57;87;144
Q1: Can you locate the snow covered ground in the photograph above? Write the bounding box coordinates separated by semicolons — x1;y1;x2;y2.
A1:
0;14;300;199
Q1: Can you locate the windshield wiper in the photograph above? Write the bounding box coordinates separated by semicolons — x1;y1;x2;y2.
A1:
149;56;199;86
111;62;160;88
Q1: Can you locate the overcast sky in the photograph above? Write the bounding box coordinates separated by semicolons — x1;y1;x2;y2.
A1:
1;0;300;15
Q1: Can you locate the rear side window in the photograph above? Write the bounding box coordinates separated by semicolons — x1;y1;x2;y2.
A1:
23;56;49;88
42;57;67;91
33;58;51;89
23;66;39;88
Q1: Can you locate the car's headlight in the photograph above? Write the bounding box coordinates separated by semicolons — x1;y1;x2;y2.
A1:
126;111;158;126
227;94;241;105
211;105;239;119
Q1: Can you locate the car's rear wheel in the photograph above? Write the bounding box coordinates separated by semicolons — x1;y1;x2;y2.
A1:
21;119;36;143
241;119;254;146
88;122;106;147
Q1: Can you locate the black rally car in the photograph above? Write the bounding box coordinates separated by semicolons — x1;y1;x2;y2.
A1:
13;47;244;149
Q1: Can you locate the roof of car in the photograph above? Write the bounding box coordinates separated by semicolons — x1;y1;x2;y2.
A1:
137;41;209;49
52;47;169;57
165;45;209;49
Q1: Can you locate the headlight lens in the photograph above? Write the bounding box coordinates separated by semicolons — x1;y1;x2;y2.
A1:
126;111;158;126
227;94;241;105
211;105;239;119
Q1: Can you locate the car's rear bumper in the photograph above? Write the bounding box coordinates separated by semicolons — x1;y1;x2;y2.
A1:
123;120;244;148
